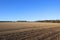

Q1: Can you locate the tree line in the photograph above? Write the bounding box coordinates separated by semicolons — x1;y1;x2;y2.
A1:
35;20;60;23
0;20;60;23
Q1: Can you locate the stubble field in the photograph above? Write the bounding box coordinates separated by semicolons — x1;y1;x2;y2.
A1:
0;22;60;40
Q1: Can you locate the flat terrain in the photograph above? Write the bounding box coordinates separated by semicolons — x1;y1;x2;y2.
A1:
0;22;60;40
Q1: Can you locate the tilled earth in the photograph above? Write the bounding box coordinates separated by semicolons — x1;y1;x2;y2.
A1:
0;27;60;40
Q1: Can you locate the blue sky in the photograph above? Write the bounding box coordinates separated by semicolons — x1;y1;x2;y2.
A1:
0;0;60;21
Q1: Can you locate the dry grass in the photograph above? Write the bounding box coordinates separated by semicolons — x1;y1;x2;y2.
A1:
0;22;60;40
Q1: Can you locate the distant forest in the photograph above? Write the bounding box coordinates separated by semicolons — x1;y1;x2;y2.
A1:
35;20;60;23
0;21;13;22
0;20;60;23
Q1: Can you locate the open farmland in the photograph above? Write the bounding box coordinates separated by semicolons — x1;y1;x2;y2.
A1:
0;22;60;40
